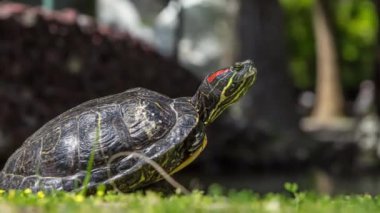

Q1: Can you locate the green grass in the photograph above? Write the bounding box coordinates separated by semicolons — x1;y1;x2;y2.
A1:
1;184;380;213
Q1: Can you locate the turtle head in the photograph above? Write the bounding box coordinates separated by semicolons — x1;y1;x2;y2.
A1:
192;60;257;125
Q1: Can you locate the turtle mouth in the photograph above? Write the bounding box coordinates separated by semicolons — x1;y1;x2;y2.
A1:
245;65;257;78
234;59;256;79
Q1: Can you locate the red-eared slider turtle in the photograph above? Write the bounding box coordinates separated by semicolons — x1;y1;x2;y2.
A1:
0;60;257;193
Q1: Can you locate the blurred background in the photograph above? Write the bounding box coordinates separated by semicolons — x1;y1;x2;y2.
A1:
0;0;379;195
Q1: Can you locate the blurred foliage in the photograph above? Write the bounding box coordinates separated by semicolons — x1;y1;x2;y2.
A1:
280;0;315;89
2;188;380;213
72;0;95;16
280;0;378;90
8;0;378;91
10;0;95;15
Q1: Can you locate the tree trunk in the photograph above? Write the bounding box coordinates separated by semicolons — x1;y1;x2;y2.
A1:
308;0;345;129
238;0;299;135
374;0;380;115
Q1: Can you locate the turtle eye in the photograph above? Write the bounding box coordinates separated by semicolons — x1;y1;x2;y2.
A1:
233;63;243;71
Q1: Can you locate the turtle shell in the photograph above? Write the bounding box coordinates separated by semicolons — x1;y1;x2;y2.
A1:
0;88;205;192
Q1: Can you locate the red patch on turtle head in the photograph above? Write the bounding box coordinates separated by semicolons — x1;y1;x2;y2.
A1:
207;68;229;83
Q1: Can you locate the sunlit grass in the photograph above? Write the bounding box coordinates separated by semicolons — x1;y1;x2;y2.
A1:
1;184;380;213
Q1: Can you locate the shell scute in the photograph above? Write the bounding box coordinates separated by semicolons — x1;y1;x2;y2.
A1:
19;176;39;191
8;175;23;189
39;178;63;191
40;118;79;177
41;127;61;153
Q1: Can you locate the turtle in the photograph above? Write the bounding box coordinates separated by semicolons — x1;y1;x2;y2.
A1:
0;60;257;193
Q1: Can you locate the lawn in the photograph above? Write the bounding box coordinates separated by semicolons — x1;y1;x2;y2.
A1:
0;184;379;213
